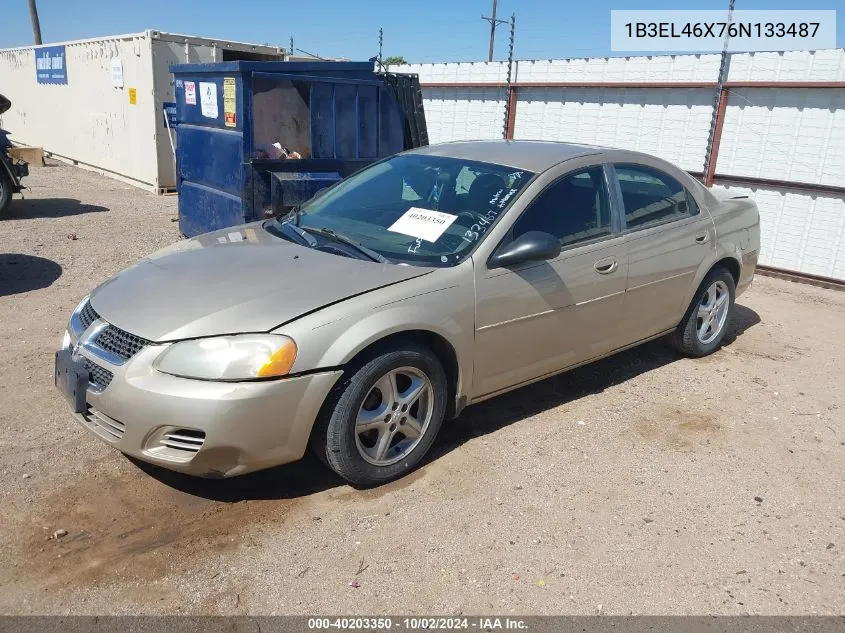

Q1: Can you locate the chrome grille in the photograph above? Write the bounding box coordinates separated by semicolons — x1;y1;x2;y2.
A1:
93;325;151;361
84;357;113;390
81;406;125;441
160;429;206;453
79;300;99;330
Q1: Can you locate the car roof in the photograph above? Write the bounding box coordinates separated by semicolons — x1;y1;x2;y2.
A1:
406;140;609;173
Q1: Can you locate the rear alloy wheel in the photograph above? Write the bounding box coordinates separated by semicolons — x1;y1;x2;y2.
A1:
313;344;447;486
671;266;735;357
696;279;731;345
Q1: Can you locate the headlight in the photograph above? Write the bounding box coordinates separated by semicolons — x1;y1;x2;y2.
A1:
154;334;297;380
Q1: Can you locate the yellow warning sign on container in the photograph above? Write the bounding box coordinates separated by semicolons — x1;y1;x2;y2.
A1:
223;78;236;127
128;87;137;105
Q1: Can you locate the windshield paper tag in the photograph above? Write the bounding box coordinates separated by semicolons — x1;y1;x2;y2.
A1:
388;208;458;243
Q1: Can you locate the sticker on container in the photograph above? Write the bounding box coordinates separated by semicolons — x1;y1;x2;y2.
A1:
128;87;137;105
199;82;218;119
110;58;123;88
388;207;458;243
162;102;177;128
35;45;67;85
223;77;236;128
227;231;244;243
185;81;196;105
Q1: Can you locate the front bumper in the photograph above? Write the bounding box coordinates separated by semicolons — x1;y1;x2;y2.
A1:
64;343;341;477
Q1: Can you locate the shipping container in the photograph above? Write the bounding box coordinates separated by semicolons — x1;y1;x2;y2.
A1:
0;30;284;192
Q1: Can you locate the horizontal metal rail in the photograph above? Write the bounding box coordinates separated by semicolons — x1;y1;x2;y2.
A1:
756;266;845;292
420;80;845;89
712;174;845;197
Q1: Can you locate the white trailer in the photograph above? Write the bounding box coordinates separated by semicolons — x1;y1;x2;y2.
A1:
0;30;284;192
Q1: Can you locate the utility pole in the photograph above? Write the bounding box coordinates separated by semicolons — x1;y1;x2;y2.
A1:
378;27;384;70
482;0;508;62
28;0;43;45
502;13;516;139
289;36;293;60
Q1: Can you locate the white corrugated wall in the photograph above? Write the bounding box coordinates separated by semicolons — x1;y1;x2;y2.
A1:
716;51;845;279
716;183;845;280
401;62;509;144
396;50;845;281
423;87;507;143
513;86;712;172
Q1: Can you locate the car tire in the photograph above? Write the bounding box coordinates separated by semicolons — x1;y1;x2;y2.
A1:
671;266;736;357
312;343;448;487
0;170;11;217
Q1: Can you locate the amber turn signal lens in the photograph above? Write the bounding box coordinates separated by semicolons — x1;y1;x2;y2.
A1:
256;339;298;377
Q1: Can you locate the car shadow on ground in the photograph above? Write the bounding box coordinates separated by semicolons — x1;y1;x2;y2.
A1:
8;197;108;219
431;303;761;461
0;253;62;296
130;453;345;502
135;304;761;501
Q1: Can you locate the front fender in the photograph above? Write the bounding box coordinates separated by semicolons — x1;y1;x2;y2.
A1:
324;304;467;375
278;281;476;401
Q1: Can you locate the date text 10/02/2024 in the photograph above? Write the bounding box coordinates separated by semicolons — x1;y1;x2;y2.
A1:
307;617;529;630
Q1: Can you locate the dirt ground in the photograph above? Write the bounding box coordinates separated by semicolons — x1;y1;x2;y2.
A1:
0;163;842;615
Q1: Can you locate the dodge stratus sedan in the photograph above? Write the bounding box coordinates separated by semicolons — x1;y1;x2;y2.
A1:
56;141;760;486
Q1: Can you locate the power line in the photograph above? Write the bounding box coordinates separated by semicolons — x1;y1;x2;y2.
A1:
294;47;327;61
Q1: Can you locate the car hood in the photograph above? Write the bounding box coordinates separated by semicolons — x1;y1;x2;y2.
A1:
89;224;432;341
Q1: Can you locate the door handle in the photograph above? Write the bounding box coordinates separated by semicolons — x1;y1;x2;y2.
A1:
594;258;618;274
695;232;710;244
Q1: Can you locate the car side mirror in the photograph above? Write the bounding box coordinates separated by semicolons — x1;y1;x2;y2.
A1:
488;231;561;269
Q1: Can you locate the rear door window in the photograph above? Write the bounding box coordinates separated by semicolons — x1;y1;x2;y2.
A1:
614;164;698;230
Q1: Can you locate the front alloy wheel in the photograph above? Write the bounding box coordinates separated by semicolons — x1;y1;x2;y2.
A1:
355;367;435;466
313;343;448;486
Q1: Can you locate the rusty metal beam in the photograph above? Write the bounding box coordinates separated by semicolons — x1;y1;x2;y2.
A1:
421;81;717;89
725;81;845;88
514;81;716;89
756;265;845;292
505;86;518;139
420;80;845;90
712;174;845;196
704;87;729;186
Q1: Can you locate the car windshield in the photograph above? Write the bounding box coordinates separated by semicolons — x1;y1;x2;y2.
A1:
269;154;534;267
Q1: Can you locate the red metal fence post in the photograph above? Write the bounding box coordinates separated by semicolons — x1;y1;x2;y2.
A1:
705;87;729;186
505;86;518;140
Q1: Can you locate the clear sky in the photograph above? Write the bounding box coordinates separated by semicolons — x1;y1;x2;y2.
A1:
2;0;842;62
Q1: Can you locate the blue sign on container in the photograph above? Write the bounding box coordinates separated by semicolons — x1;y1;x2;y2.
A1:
162;102;177;128
35;45;67;84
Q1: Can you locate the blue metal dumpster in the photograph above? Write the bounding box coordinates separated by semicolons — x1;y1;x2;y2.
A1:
171;61;423;237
